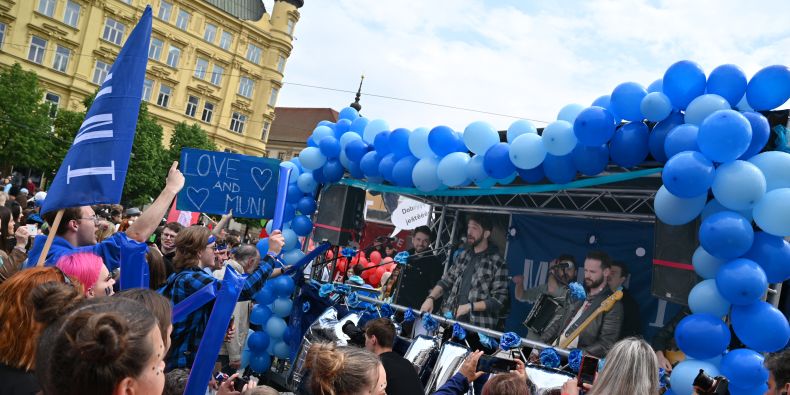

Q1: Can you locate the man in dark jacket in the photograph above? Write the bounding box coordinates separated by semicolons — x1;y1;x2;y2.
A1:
395;226;444;309
609;261;641;339
364;318;424;395
540;251;623;358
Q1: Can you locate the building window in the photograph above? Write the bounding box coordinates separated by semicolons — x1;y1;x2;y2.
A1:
238;77;254;99
156;85;172;107
229;112;247;134
142;78;153;101
219;31;232;50
102;18;126;45
158;0;172;21
28;36;47;64
204;23;217;43
175;10;190;30
287;19;295;35
194;58;209;80
64;1;80;27
210;64;223;86
185;95;199;117
260;121;271;141
268;87;279;107
92;60;111;84
245;43;261;64
166;45;180;68
276;55;286;73
45;92;60;118
0;23;5;49
52;45;71;72
149;38;163;60
37;0;55;17
201;102;214;123
277;152;286;160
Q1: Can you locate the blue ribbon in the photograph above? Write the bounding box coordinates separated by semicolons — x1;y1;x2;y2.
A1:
172;282;219;323
380;304;394;318
334;284;351;295
478;333;498;349
568;282;587;302
119;237;149;290
539;348;561;368
340;247;357;258
421;313;438;332
499;332;521;350
568;349;583;373
347;275;364;286
347;291;361;308
443;311;454;320
285;242;331;275
319;283;334;298
452;323;467;341
403;308;416;323
394;251;409;265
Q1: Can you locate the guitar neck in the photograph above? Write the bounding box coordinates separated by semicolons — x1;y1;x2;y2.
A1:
558;290;623;349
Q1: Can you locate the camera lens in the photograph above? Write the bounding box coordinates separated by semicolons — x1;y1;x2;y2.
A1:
693;369;716;391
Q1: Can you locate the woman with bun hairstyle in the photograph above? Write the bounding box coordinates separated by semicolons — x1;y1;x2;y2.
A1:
0;268;81;395
305;342;387;395
56;252;116;297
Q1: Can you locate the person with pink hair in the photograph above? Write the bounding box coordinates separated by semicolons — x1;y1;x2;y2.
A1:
56;252;115;297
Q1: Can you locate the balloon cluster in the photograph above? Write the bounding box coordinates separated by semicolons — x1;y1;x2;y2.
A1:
330;249;398;288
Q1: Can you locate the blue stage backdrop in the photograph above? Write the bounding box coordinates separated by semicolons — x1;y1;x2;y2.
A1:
504;214;683;342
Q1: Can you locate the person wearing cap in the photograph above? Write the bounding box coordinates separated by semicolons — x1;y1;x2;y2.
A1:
512;254;578;340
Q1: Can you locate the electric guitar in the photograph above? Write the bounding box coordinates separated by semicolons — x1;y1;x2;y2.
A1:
559;290;623;349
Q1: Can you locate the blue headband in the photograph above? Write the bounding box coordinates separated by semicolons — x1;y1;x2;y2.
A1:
207;235;217;245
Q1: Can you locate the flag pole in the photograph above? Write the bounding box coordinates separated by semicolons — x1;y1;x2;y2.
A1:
36;209;64;267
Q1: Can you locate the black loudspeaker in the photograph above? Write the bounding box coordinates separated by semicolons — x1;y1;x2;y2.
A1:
312;185;366;246
651;218;701;305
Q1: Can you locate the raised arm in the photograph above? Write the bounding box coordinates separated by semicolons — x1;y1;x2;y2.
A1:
126;162;184;243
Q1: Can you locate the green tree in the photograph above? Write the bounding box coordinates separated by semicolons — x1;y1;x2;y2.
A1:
51;109;85;166
167;121;217;164
0;63;54;172
122;102;167;206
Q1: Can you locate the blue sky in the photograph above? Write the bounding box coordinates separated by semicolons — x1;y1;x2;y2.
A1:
272;0;790;131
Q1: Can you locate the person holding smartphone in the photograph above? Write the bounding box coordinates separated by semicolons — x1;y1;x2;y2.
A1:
561;337;660;395
434;350;529;395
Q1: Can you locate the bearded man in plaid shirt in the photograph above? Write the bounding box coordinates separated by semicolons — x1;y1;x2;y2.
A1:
420;214;509;330
159;226;287;369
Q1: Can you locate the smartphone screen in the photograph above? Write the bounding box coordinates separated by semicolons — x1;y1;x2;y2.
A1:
26;224;38;235
577;355;599;387
476;355;518;374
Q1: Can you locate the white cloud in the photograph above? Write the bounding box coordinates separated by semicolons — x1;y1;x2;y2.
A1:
278;0;790;131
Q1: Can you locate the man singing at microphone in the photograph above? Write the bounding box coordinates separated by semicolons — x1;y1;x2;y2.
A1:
395;226;444;309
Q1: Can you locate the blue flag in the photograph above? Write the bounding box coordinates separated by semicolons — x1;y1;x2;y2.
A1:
41;6;152;214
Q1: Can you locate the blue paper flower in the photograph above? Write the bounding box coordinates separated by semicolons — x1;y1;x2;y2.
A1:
500;332;521;350
403;308;416;323
394;251;410;265
478;333;498;349
302;301;311;313
347;275;364;286
658;368;668;389
597;358;606;372
540;348;561;368
569;282;586;302
347;292;361;308
334;284;351;295
452;323;467;341
443;311;454;320
319;283;334;298
568;349;583;373
421;313;438;332
341;247;357;258
380;304;395;318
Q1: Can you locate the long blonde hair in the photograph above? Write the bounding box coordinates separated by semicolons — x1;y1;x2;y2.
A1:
305;343;381;395
588;337;659;395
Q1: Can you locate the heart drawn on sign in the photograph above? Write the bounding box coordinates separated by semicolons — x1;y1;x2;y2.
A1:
251;167;273;191
186;187;210;210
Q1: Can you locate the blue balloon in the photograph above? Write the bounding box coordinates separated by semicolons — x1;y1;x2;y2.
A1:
662;151;715;198
350;116;369;135
648;111;685;163
731;301;790;353
700;199;753;223
509;133;546;169
746;65;790;111
296;197;316;215
684;94;731;126
647;78;663;93
573;106;616;146
323;159;344;183
373;131;392;156
347;160;364;179
298;147;327;170
312;168;326;185
362;119;389;144
312;125;335;142
265;316;288;339
698;110;752;163
663;60;707;110
338;106;359;121
318;136;341;159
428;126;461;157
720;349;769;388
475;177;497;188
306;137;317;147
753;189;790;237
413;157;442;192
610;122;649;168
273;341;291;359
408;127;433;159
334;119;352;139
516;164;545;183
739;112;771;160
339;130;362;148
359;151;380;178
543;153;576;184
688;279;730;317
281;229;298;251
345;139;370;162
506;120;537;143
654;185;707;225
716;258;767;306
664;124;699;159
282;204;296;223
542;120;577;156
699;211;754;259
296;172;317;194
483;143;516;179
674;313;731;359
466;154;488;183
711;160;766;210
748;151;790;191
438;152;471;187
557;103;585;123
377;153;397;183
707;64;747;106
272;297;293;318
250;304;273;325
291;215;313;237
692;246;726;280
671;360;720;395
463;121;500;154
280;161;301;183
286;183;302;204
256;237;269;257
249;354;272;373
610;82;647;122
389;128;412;158
391;156;419;187
247;331;270;353
744;231;790;283
729;383;768;395
270;275;296;298
640;92;672;122
281;248;305;266
496;172;517;185
572;144;608;176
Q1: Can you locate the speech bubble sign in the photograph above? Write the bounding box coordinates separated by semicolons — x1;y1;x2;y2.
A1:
391;197;431;234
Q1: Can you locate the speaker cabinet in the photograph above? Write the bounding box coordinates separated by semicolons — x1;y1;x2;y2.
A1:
312;185;366;246
651;218;701;305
